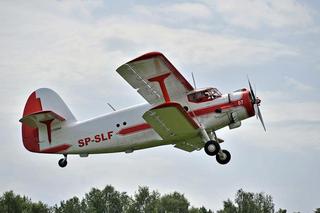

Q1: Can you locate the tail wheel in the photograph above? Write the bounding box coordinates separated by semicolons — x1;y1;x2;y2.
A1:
58;158;67;168
216;149;231;165
204;140;220;156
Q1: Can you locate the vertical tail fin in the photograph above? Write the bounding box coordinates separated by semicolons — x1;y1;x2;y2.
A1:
20;88;76;153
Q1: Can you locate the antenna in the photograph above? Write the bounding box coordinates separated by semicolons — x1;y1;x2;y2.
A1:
107;103;116;111
191;72;197;89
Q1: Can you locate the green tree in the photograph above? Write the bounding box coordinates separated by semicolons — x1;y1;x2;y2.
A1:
0;191;50;213
83;185;131;213
128;186;160;213
0;186;288;213
0;191;25;212
217;189;275;213
189;206;213;213
159;192;190;213
85;187;106;213
235;189;274;213
102;185;131;212
276;208;287;213
315;208;320;213
217;199;237;213
55;196;83;213
189;207;201;213
29;201;51;213
199;206;213;213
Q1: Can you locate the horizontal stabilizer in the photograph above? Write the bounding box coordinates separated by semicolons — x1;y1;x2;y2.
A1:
19;110;65;128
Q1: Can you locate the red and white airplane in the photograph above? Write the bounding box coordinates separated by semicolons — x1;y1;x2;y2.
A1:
20;52;265;167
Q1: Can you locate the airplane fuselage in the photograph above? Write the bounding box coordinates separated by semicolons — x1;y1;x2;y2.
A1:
39;90;254;155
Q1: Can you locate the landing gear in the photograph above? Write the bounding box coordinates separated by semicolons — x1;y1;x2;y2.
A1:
200;127;231;165
204;140;220;156
216;149;231;165
58;154;67;168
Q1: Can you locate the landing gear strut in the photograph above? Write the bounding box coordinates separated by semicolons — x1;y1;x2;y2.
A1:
200;127;231;165
58;154;67;168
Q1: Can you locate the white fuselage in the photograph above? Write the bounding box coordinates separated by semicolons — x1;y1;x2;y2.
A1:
46;91;251;155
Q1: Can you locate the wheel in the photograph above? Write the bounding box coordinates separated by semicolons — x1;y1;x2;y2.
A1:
58;158;67;168
216;149;231;165
204;140;220;156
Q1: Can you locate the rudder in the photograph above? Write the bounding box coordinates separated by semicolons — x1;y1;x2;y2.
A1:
20;88;76;153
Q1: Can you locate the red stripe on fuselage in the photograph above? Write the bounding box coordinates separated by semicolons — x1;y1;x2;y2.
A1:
189;101;238;117
40;144;71;153
117;123;151;135
190;91;255;118
117;95;248;135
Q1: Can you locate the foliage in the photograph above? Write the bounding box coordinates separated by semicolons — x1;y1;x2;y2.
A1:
0;190;50;213
128;186;159;213
276;209;287;213
188;206;213;213
0;186;210;213
54;196;83;213
217;189;274;213
158;192;189;213
217;199;237;213
0;186;310;213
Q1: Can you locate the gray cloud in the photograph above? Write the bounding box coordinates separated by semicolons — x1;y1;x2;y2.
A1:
0;1;319;212
212;0;314;29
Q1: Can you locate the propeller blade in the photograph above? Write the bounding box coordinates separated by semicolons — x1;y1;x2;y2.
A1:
253;104;259;119
247;77;256;101
257;106;266;132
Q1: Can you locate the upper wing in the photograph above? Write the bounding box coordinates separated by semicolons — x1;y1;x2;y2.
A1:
143;102;203;152
116;52;194;105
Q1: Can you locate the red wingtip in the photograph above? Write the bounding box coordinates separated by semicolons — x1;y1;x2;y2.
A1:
128;52;163;63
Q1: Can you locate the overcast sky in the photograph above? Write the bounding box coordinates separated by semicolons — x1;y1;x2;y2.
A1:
1;0;319;212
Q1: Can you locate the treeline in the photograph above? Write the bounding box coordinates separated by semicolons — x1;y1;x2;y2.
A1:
0;185;319;213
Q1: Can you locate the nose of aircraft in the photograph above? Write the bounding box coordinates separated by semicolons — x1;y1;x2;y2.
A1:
256;97;261;106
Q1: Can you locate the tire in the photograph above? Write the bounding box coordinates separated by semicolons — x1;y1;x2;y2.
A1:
204;140;220;156
58;158;67;168
216;149;231;165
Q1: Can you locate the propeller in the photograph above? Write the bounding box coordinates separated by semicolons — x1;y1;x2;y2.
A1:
248;77;266;131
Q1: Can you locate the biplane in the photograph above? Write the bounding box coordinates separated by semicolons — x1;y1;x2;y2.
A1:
20;52;265;167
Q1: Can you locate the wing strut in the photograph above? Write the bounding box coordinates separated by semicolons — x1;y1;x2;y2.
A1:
149;73;171;103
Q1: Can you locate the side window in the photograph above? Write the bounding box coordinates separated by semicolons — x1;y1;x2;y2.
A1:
187;88;222;103
187;90;209;103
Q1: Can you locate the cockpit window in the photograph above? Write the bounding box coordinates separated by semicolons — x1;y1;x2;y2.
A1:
187;88;222;103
